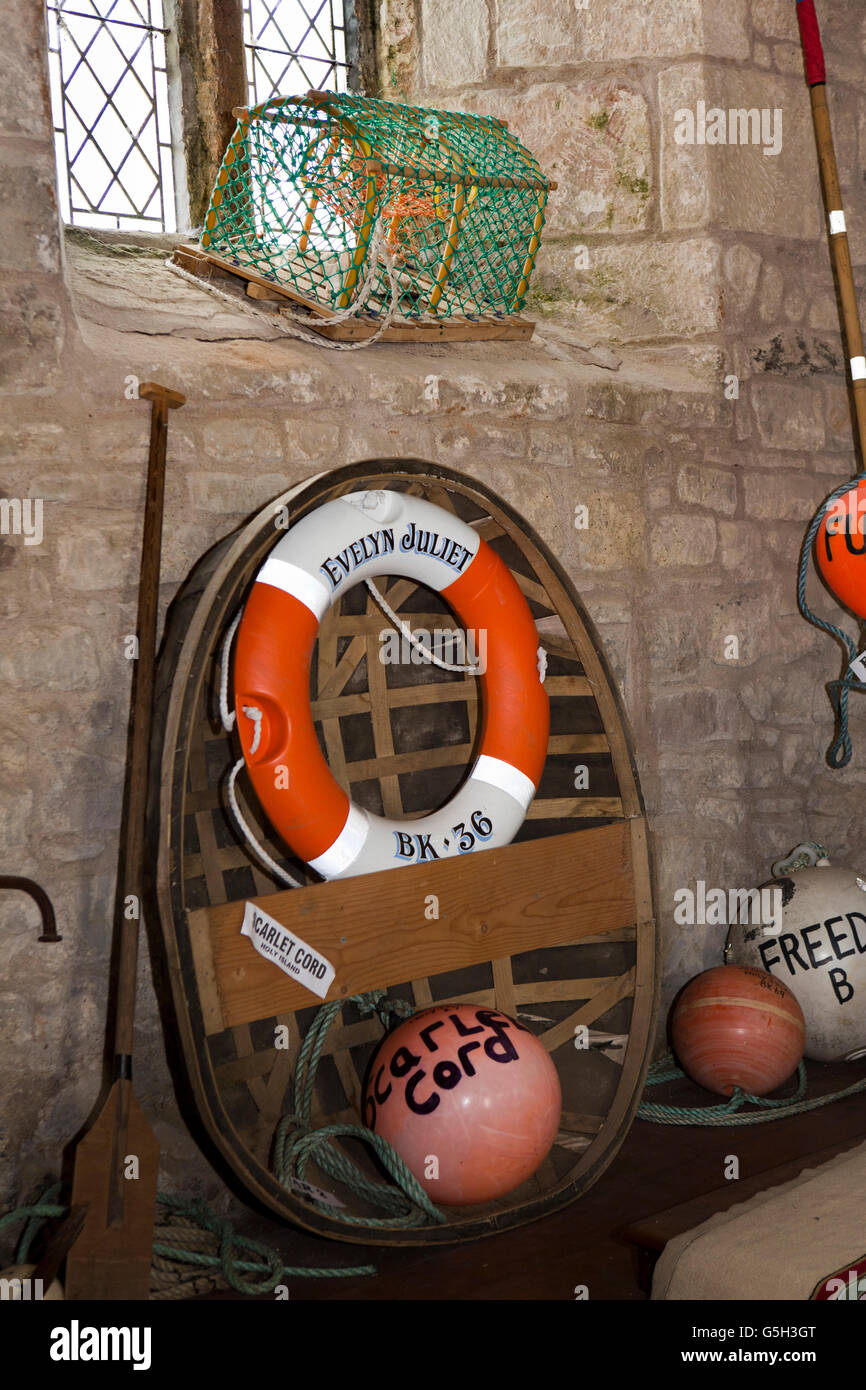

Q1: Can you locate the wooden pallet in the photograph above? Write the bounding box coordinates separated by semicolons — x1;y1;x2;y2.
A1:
171;245;535;342
148;461;658;1246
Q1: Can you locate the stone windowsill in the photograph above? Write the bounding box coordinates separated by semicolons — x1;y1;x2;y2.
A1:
63;228;722;417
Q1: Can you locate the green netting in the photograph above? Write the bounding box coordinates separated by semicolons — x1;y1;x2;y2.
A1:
201;91;550;322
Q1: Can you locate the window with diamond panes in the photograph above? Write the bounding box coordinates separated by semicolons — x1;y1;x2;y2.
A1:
242;1;358;104
47;1;177;232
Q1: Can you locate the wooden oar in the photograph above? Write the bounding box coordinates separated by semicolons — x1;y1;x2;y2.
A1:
64;381;185;1301
797;0;866;470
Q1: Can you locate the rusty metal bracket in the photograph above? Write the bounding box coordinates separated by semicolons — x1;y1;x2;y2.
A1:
0;876;60;941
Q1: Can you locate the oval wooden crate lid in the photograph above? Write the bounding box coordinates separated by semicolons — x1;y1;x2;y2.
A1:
150;459;659;1246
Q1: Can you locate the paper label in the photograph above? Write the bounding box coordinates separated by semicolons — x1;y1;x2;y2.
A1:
288;1177;345;1209
240;902;335;1000
850;650;866;683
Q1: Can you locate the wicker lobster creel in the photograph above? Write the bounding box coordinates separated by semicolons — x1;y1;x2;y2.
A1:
198;90;552;326
149;461;658;1246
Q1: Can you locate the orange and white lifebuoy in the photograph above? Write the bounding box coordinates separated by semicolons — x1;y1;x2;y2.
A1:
233;489;549;880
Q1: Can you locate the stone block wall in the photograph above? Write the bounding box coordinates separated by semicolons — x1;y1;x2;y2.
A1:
2;1;866;1217
384;0;866;972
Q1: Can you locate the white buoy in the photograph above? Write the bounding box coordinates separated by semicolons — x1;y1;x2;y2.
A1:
727;855;866;1062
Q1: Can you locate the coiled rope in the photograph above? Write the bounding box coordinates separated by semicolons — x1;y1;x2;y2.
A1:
1;991;446;1295
637;1052;866;1126
1;1187;376;1298
797;474;866;767
272;990;447;1229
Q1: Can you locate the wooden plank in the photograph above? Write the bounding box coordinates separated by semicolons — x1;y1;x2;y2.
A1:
316;609;480;638
310;677;478;722
411;977;434;1007
308;674;593;723
527;797;623;819
299;314;536;344
344;742;474;783
316;605;351;795
257;1012;301;1127
188;909;224;1034
188;821;640;1032
620;1134;866;1257
515;977;616;1004
492;957;516;1018
316;633;367;699
365;584;402;818
176;245;338;318
172;248;535;343
540;968;637;1054
246;281;287;302
560;1111;605;1134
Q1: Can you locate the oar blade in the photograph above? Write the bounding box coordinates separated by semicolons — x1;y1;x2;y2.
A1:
64;1081;160;1301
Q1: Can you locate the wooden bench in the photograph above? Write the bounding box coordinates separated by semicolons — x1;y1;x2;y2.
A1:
619;1133;866;1294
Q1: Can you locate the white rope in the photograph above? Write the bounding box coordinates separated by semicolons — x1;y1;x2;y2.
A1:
365;580;548;680
164;218;401;352
242;704;263;754
220;613;300;887
365;578;482;673
218;611;242;731
226;757;301;889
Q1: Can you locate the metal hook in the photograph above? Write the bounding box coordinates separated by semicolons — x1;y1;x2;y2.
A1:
0;876;61;941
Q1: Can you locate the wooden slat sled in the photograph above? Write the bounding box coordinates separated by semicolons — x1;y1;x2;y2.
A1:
148;459;658;1245
171;245;535;343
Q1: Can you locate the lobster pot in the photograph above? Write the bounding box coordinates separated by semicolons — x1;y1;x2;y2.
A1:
201;91;551;322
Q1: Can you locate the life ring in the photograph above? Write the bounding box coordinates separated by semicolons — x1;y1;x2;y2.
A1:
233;489;549;880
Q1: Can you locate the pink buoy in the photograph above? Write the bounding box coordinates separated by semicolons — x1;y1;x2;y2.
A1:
363;1004;562;1206
671;965;806;1097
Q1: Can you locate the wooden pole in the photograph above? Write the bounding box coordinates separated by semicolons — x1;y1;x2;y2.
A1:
797;0;866;471
64;382;185;1301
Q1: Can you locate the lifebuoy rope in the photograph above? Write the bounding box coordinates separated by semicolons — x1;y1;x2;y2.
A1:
365;577;484;673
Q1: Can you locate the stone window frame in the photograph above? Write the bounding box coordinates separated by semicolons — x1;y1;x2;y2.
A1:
50;0;379;241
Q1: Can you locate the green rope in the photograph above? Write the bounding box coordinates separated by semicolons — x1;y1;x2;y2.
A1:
2;988;447;1296
272;990;447;1229
0;1189;375;1296
0;1193;67;1264
151;1193;373;1295
637;1052;866;1125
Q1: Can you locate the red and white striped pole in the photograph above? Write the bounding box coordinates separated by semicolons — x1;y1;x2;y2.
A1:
797;0;866;470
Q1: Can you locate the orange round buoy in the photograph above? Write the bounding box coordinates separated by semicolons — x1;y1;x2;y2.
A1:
815;479;866;620
363;1005;562;1206
671;965;805;1097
